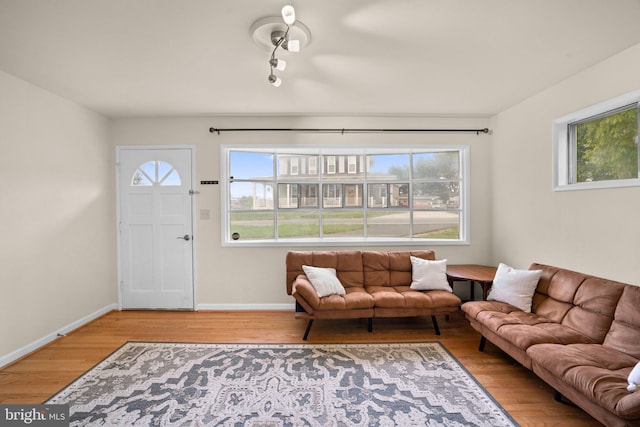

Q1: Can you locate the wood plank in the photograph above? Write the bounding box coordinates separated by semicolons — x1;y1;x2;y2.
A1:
0;310;602;426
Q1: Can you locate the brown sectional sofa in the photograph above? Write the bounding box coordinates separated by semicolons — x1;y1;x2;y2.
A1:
286;250;461;340
461;263;640;427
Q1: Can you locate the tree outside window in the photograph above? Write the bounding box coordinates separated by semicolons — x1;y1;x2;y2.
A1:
573;106;638;183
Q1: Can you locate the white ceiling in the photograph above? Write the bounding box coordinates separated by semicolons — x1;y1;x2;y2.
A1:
1;0;640;118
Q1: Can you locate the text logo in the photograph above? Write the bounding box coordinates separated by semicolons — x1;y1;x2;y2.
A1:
1;405;68;426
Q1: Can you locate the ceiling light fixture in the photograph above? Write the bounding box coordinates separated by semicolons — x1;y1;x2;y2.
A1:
249;3;311;87
268;4;296;87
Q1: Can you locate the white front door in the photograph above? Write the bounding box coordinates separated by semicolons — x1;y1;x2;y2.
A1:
117;147;195;310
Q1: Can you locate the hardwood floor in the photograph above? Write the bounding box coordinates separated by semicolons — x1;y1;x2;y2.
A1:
0;310;602;426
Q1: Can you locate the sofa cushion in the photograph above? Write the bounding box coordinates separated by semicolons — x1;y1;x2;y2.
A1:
465;300;595;350
302;265;345;297
367;286;460;309
529;264;626;344
409;257;452;291
292;277;374;313
363;250;435;287
286;251;364;295
487;263;541;312
561;277;626;343
604;284;640;359
530;265;584;322
528;343;640;420
461;300;514;319
315;288;375;311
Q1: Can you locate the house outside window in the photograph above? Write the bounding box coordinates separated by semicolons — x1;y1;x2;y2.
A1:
290;158;299;175
223;145;469;246
553;90;640;191
326;156;336;174
348;155;357;174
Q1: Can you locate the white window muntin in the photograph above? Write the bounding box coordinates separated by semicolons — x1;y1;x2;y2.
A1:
221;145;469;246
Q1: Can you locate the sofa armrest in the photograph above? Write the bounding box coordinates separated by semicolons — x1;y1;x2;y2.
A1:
292;275;320;313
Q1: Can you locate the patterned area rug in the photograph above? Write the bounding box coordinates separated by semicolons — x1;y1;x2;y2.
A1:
46;342;519;426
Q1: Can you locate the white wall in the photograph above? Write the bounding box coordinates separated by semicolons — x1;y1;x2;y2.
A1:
112;115;493;306
0;71;116;363
4;41;638;366
4;41;638;365
490;43;640;285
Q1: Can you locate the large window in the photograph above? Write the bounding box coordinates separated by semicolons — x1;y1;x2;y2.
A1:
222;146;469;246
553;90;640;191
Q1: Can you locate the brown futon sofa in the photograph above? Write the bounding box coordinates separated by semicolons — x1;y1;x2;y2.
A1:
286;250;461;340
461;263;640;427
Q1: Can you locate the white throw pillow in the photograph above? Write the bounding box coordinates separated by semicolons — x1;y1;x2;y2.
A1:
487;263;542;312
302;265;346;297
628;362;640;392
410;257;452;292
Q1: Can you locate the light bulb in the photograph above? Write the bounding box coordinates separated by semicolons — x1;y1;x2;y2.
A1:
270;58;287;71
268;74;282;87
281;5;296;25
287;39;300;52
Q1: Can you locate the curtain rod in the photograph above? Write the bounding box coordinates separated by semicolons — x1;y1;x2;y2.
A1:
209;127;490;135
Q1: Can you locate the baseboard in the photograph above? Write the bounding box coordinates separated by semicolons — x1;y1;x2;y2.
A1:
197;303;295;311
0;304;118;369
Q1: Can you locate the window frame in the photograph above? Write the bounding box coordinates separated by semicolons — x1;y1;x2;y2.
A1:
131;160;182;187
552;90;640;192
221;144;470;247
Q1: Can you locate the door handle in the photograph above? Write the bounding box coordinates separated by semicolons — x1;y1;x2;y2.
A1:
177;235;191;241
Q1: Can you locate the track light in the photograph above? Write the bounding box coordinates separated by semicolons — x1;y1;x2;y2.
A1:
286;39;300;52
268;74;282;87
281;5;295;25
270;58;286;71
250;2;309;87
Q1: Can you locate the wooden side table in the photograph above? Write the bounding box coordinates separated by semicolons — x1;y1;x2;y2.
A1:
446;264;497;301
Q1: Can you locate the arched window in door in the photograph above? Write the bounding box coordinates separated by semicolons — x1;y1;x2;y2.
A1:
131;160;181;186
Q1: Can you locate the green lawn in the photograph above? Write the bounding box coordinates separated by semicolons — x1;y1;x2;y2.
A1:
230;210;458;240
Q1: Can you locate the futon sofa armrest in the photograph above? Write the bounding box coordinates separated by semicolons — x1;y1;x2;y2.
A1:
291;275;320;313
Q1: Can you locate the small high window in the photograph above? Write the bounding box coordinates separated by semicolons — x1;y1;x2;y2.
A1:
571;105;638;183
553;90;640;191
